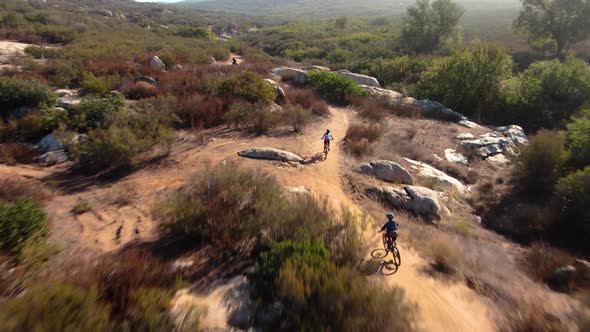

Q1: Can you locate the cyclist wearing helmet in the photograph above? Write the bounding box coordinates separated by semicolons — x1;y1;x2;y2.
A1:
322;129;333;153
380;212;399;247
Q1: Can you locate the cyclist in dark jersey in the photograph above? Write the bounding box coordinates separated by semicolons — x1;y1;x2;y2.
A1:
380;212;399;247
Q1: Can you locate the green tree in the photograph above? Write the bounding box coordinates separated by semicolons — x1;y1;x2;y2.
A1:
415;42;513;120
566;109;590;168
400;0;464;54
514;0;590;58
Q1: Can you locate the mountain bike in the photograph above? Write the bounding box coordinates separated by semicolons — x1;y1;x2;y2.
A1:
380;231;401;266
323;141;330;157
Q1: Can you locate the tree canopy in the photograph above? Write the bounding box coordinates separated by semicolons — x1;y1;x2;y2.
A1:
400;0;464;54
514;0;590;58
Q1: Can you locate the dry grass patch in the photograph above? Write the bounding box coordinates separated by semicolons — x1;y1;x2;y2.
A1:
0;178;49;204
427;233;463;274
344;123;383;157
0;143;36;165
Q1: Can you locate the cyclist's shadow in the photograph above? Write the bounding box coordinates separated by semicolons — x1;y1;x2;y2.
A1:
301;152;326;165
358;249;399;276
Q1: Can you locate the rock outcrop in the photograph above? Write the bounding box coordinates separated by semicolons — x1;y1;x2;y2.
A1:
496;125;528;146
444;149;468;164
356;160;414;185
271;67;308;84
404;158;466;193
367;185;446;220
238;147;303;162
37;133;64;152
301;65;331;71
39;150;68;165
461;136;512;158
336;70;381;88
149;55;166;70
264;78;286;99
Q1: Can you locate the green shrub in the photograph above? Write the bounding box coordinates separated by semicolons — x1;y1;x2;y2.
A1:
283;104;312;132
514;130;568;196
566;109;590;168
175;27;213;40
367;56;430;87
127;288;175;332
24;45;63;59
415;42;512;120
81;73;120;96
36;26;77;44
250;104;281;135
252;238;330;302
555;167;590;251
218;72;277;104
0;199;47;253
72;107;175;174
0;283;111;332
0;77;55;113
71;200;93;215
500;59;590;130
251;241;416;331
69;95;125;130
223;101;252;128
308;71;368;103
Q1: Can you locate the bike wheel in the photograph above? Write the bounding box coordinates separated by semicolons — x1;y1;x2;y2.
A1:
392;246;401;266
382;234;389;251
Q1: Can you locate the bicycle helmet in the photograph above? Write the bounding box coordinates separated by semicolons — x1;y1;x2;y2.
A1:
326;129;330;133
386;212;394;219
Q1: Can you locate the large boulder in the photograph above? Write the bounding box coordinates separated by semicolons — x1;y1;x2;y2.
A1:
57;96;83;110
547;266;576;292
367;185;445;220
455;133;475;140
444;149;468;164
149;55;166;70
335;70;381;88
404;158;466;193
356;160;414;185
496;125;528;146
238;147;303;162
361;86;412;107
301;65;331;71
39;150;68;165
264;79;286;99
271;67;308;85
135;75;157;85
37;133;64;152
416;100;465;122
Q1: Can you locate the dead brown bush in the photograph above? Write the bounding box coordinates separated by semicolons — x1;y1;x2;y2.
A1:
501;300;570;332
427;234;462;274
523;243;575;283
0;178;49;204
0;143;36;165
351;98;387;121
344;123;383;157
286;88;330;117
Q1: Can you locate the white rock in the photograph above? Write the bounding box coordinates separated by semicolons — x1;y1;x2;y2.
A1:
149;55;166;70
458;120;481;128
285;186;311;195
271;67;308;84
356;160;414;185
368;185;445;221
455;133;475;140
38;133;64;152
238;147;303;162
39;150;68;165
496;125;528;146
444;149;468;164
335;70;381;88
486;154;510;165
264;78;286;99
404;158;466;193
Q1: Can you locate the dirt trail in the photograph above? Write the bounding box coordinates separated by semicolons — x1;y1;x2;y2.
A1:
219;52;244;65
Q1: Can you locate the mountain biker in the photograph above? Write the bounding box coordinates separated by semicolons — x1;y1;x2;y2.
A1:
379;212;399;248
231;57;237;65
322;129;334;152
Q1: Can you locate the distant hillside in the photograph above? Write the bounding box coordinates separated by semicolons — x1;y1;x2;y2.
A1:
180;0;521;19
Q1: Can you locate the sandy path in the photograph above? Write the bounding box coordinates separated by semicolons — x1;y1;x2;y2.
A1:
220;52;244;65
